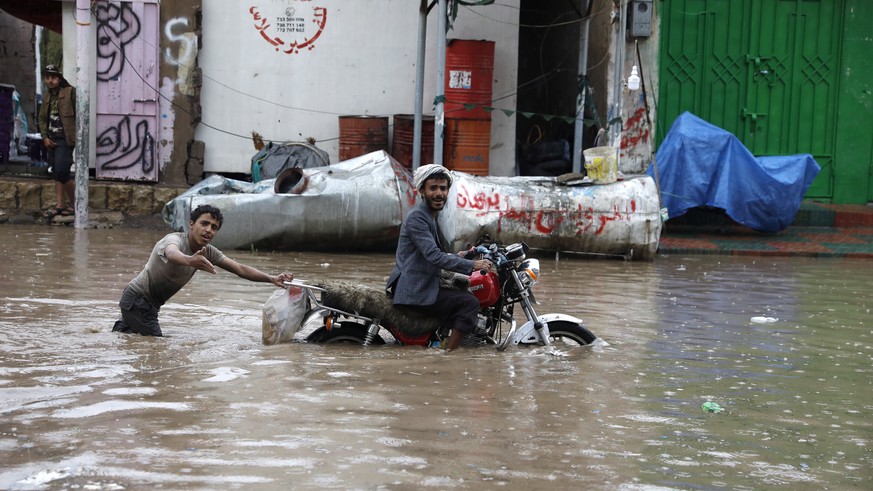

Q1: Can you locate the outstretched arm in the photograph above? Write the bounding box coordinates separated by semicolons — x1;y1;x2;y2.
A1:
217;257;293;287
164;245;218;274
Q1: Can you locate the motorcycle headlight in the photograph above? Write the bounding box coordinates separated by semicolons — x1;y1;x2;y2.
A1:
518;259;540;288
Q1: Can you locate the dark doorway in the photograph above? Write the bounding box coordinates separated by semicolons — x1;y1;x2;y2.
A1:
515;0;589;176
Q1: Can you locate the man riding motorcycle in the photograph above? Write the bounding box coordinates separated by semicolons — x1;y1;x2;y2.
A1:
385;164;493;351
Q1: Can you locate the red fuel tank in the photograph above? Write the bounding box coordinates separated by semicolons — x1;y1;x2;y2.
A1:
468;270;500;307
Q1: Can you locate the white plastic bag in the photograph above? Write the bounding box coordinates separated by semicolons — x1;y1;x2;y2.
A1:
261;287;306;345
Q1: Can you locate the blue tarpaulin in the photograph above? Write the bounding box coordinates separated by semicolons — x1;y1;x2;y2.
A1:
647;112;821;233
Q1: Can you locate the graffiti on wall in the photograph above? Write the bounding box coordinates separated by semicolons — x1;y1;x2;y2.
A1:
455;183;638;237
95;2;141;82
164;16;198;95
619;92;652;173
249;2;327;54
621;106;649;151
96;116;155;175
93;1;158;181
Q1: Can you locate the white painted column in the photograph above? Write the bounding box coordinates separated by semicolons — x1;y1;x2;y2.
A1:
74;0;91;229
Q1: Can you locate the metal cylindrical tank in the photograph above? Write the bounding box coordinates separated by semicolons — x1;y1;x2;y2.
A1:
391;114;434;169
338;115;388;162
444;118;491;176
440;173;663;260
444;39;495;120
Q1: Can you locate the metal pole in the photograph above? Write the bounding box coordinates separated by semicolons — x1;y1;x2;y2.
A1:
434;0;447;166
571;0;590;174
35;27;43;100
611;0;628;147
413;0;428;170
74;0;90;229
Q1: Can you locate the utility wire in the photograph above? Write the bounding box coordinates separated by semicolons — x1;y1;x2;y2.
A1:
85;1;608;144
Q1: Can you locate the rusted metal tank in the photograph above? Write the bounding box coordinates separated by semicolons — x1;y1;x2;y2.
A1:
445;39;495;120
391;114;434;169
444;118;491;176
338;115;389;161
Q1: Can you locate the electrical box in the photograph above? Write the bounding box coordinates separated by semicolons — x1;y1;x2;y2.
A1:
630;0;653;37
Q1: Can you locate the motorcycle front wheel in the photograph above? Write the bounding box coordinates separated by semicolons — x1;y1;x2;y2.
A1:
305;322;386;345
542;320;597;346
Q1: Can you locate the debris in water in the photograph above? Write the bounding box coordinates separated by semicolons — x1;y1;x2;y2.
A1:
702;401;724;413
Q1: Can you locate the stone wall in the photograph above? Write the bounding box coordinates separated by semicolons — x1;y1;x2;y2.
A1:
0;177;186;226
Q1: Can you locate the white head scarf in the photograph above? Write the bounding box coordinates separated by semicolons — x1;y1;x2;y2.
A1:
413;164;453;190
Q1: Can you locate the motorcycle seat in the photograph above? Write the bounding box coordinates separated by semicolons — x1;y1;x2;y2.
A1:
318;279;442;336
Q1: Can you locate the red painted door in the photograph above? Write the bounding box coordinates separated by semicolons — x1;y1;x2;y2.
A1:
95;1;159;181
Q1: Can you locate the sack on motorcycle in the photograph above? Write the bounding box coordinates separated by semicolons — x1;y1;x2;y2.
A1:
261;287;306;345
439;270;470;290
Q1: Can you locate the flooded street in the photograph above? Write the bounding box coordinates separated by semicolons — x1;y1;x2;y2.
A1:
1;224;870;490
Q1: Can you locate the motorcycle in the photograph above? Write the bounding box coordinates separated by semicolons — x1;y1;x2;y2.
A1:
288;241;597;350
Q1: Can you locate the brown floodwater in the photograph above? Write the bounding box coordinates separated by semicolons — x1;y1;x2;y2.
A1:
0;224;870;490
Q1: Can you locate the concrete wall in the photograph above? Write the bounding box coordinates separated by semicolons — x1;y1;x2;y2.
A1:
195;0;520;176
618;1;659;174
158;0;203;185
585;1;659;175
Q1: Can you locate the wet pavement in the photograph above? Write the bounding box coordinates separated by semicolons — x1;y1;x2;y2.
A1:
1;224;871;490
658;203;873;258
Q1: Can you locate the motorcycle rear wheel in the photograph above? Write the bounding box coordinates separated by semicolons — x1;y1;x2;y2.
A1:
541;320;597;346
306;322;386;345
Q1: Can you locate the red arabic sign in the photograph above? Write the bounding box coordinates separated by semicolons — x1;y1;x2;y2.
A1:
250;2;327;54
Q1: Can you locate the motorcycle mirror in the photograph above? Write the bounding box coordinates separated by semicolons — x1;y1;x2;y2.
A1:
505;243;525;260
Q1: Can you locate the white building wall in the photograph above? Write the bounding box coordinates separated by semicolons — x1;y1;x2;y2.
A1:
196;0;520;176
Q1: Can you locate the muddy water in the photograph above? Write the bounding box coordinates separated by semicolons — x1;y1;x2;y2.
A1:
0;224;870;490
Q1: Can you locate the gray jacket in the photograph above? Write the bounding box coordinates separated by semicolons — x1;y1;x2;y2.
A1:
386;202;474;306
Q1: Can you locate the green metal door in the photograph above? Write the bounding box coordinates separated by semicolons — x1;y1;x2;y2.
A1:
658;0;843;200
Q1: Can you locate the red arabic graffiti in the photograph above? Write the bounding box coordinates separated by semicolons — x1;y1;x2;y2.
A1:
390;161;418;206
250;4;327;54
621;106;649;151
455;184;501;217
454;184;641;237
500;199;638;236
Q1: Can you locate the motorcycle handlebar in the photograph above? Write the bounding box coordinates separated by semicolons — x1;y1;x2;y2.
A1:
463;245;491;260
467;242;526;269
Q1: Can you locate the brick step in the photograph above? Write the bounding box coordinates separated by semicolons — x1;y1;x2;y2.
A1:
665;202;873;234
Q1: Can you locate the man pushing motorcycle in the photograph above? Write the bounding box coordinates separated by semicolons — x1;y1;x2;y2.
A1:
385;164;494;351
112;204;294;337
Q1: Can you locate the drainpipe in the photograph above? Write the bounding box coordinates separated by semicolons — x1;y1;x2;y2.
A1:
571;0;590;174
74;0;90;229
433;0;447;166
413;0;429;171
